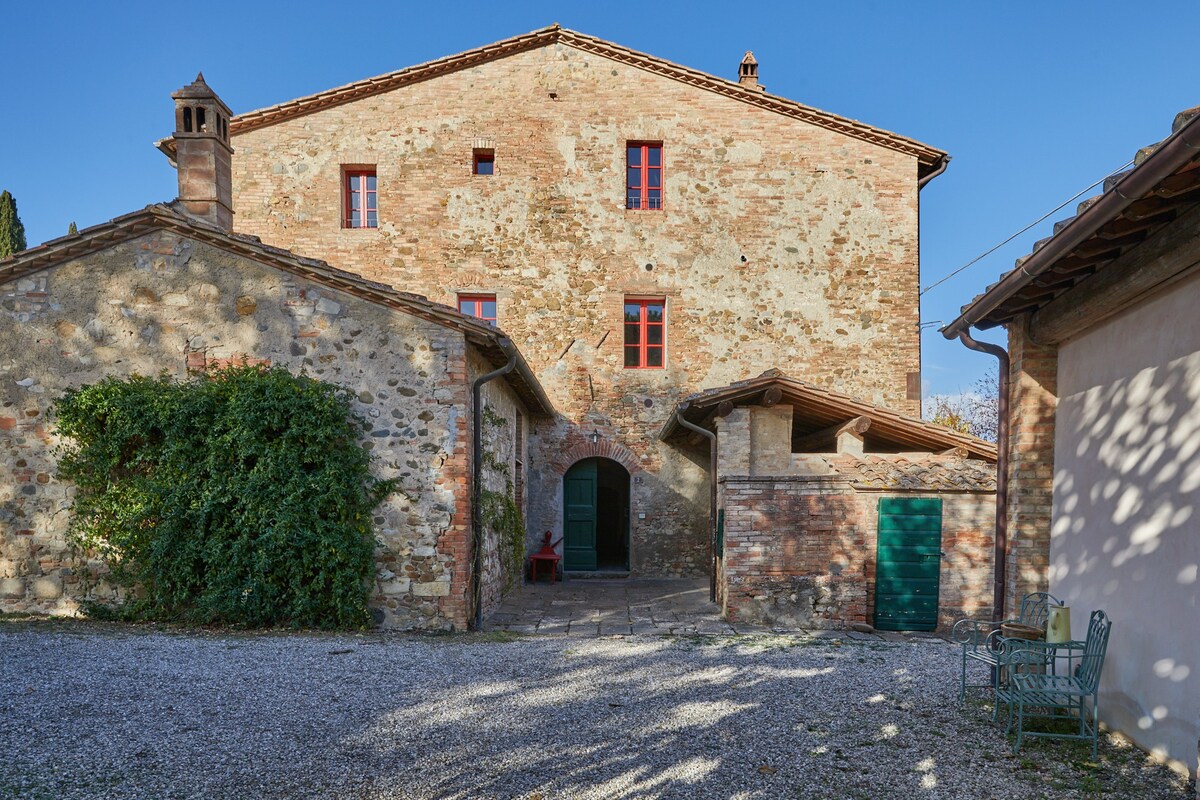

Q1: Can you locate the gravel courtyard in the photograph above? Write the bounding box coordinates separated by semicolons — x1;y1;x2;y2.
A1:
0;623;1192;799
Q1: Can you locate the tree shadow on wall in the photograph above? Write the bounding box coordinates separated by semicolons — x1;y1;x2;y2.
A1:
1050;349;1199;772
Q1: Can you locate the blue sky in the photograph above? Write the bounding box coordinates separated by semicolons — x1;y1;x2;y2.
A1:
2;1;1197;398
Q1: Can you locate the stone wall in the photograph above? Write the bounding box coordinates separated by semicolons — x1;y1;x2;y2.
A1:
719;477;995;631
0;230;519;630
229;42;925;575
469;348;530;620
721;477;867;628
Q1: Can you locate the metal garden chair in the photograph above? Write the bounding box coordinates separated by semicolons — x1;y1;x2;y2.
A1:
996;609;1112;757
952;591;1063;704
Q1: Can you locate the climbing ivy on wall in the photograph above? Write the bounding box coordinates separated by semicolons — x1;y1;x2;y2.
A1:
480;405;526;592
54;364;396;628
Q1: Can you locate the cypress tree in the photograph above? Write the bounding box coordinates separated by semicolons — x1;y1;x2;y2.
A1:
0;191;27;258
68;221;78;236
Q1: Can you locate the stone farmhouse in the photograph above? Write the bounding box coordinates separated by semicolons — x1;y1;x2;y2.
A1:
944;105;1200;780
1;26;996;633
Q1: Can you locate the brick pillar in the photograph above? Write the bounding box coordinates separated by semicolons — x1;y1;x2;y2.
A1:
1005;315;1057;612
749;404;792;475
715;409;751;475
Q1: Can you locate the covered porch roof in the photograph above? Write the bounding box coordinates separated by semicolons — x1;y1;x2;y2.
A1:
942;104;1200;340
659;369;997;461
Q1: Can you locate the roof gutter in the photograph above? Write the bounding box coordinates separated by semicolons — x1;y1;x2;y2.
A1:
918;154;952;190
463;327;553;417
942;111;1200;339
504;342;554;417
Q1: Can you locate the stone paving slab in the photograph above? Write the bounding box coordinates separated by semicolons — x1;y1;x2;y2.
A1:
485;577;940;643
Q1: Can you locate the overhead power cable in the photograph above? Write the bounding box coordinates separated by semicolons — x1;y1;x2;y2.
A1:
920;158;1135;296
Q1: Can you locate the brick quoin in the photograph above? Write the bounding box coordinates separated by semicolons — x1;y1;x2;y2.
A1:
440;346;474;630
1005;315;1057;613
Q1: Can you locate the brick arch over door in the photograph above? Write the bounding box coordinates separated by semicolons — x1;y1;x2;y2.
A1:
551;440;642;476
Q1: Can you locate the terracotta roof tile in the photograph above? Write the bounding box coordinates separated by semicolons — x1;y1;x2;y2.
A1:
662;369;997;461
824;454;995;492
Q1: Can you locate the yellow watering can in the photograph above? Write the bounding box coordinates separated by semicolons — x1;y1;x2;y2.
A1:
1046;605;1072;643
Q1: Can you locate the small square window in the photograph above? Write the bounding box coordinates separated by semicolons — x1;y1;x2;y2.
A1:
623;298;666;368
458;293;497;325
473;149;495;176
626;142;663;210
343;169;378;228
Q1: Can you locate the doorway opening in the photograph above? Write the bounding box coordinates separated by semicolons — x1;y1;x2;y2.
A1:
562;457;630;571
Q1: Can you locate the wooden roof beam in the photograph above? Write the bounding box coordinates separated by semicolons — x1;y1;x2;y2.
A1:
1031;201;1200;343
1153;169;1200;198
793;415;871;453
1094;211;1178;239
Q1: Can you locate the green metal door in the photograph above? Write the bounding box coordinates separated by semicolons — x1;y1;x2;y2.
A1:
563;459;598;570
874;497;943;631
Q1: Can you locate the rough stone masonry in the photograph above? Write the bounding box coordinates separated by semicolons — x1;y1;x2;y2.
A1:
0;227;533;629
228;33;940;575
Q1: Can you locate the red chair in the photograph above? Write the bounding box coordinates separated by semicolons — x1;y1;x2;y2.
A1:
529;530;563;584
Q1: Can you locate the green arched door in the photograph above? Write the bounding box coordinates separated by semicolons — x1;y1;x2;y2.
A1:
563;459;598;570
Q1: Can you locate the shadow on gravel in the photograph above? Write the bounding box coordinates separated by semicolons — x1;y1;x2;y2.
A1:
0;625;1192;799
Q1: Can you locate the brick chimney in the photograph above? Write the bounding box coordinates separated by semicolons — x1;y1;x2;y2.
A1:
169;73;234;231
738;51;763;92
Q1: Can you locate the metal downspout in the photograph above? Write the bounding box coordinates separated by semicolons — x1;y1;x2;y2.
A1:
956;330;1010;622
470;343;518;631
677;413;718;603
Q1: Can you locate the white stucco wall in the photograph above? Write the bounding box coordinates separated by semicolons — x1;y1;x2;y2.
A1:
1052;267;1200;777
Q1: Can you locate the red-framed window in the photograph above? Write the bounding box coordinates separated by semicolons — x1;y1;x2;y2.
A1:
626;142;663;210
624;298;665;368
458;293;497;325
473;148;495;176
344;169;378;228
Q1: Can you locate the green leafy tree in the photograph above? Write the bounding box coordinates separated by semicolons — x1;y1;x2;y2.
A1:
0;190;27;258
926;366;999;442
68;221;78;235
54;364;396;628
927;398;972;436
